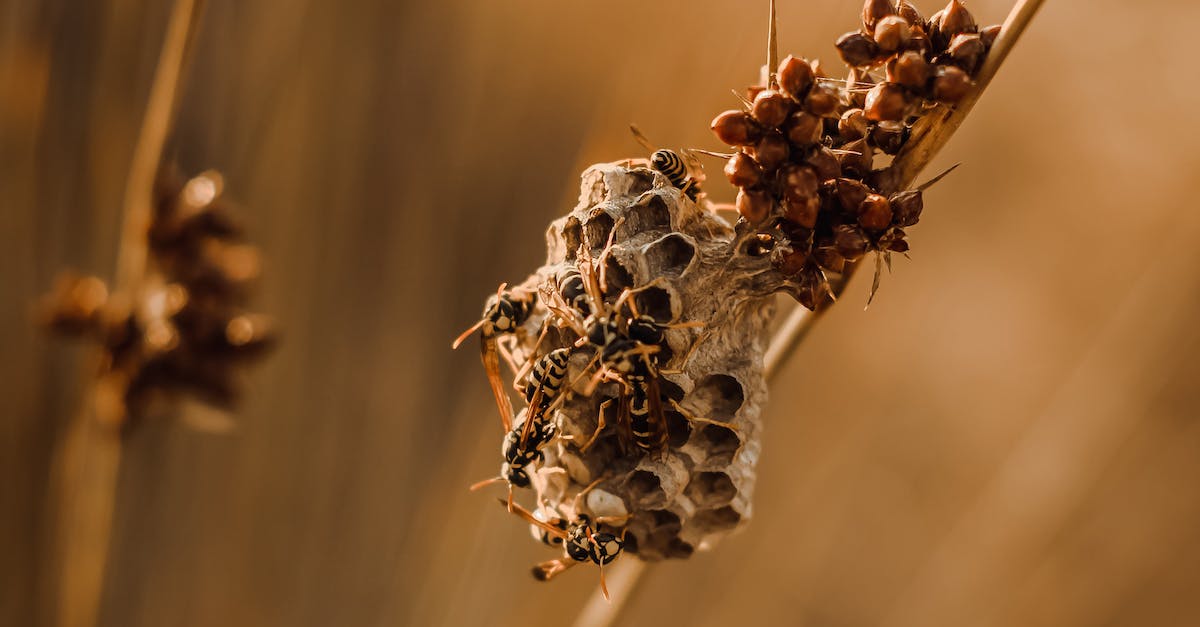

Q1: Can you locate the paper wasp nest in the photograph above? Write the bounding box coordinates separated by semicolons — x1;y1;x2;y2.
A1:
504;163;785;560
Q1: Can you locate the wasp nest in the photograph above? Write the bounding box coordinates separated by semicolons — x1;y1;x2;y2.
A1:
475;161;788;561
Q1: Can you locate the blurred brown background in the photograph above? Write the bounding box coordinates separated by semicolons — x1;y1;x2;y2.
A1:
4;0;1200;625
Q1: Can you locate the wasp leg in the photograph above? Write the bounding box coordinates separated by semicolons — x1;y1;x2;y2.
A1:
573;398;612;453
532;557;577;582
598;216;627;293
669;399;741;436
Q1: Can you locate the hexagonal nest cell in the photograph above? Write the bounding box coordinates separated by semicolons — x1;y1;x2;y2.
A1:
489;162;793;562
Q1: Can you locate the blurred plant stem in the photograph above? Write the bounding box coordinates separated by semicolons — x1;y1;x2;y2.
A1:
570;1;1045;626
49;1;205;626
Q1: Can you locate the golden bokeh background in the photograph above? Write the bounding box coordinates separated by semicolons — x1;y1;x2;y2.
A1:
4;0;1200;625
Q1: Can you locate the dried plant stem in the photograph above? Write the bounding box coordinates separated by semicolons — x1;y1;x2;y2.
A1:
50;1;205;626
570;2;1042;626
766;0;779;88
570;560;648;627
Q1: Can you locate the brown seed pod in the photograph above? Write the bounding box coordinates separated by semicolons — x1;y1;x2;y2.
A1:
784;197;820;230
889;189;924;226
711;110;762;146
838;108;870;141
905;23;933;56
896;0;923;24
811;246;846;274
776;248;809;276
736;188;774;225
858;193;893;231
804;86;841;117
785;111;823;147
862;0;895;34
836;31;881;68
751;89;793;128
877;226;909;253
753;133;790;172
873;15;912;53
834;177;872;214
833;224;870;261
38;273;110;337
948;32;986;75
724;152;762;188
869;121;907;155
981;24;1002;49
864;82;909;122
933;0;978;50
806;146;843;182
782;165;820;214
931;65;972;103
887;50;930;88
845;68;876;109
777;55;815;100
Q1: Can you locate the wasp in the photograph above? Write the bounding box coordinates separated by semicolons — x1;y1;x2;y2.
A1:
522;347;571;410
452;283;536;432
630;124;703;200
502;492;629;600
471;407;558;509
473;347;575;509
555;266;593;320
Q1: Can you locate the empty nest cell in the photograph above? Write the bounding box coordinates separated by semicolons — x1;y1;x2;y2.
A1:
643;233;696;278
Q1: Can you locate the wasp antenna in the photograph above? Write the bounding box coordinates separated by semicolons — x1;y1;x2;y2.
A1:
469;476;503;492
450;318;485;349
599;563;612;601
692;149;735;159
628;124;655;151
574;476;608;510
916;162;962;191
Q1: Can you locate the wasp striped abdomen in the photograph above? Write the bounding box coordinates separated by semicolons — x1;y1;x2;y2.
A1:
650;149;689;190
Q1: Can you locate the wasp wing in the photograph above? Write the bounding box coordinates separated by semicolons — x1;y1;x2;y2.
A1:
482;336;514;432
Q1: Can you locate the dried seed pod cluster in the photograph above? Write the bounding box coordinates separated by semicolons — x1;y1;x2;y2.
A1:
39;169;274;429
713;0;996;308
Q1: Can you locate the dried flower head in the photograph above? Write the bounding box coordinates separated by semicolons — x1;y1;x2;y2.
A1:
39;168;275;429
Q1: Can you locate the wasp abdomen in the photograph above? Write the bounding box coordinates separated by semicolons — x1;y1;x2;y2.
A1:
650;149;689;190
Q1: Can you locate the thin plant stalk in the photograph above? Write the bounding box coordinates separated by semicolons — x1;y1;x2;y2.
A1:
569;1;1045;626
50;2;205;625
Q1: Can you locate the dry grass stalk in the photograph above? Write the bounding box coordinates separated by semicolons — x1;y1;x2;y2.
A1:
49;2;206;626
570;1;1045;625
